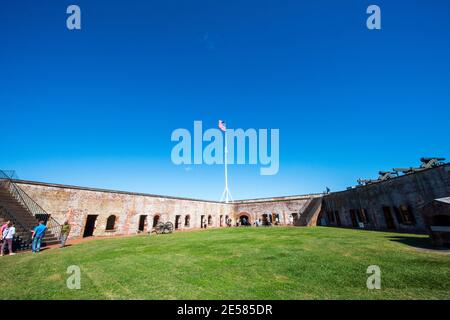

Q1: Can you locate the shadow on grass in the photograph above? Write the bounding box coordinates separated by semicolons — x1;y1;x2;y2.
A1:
388;235;450;252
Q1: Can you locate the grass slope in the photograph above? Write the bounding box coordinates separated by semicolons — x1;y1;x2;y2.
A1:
0;227;449;300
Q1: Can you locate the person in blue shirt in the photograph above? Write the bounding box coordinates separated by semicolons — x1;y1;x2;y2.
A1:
31;221;47;253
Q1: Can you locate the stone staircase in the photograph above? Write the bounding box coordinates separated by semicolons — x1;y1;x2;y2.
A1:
0;180;60;251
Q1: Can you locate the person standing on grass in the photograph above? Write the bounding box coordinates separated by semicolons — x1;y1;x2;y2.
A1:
1;222;16;256
60;220;71;248
31;221;47;253
0;220;10;247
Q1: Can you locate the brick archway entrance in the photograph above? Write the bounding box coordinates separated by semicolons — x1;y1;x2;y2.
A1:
238;213;251;226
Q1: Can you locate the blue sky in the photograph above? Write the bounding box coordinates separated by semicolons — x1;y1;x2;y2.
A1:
1;0;449;200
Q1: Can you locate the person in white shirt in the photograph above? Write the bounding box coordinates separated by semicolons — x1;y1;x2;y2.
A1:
1;222;16;256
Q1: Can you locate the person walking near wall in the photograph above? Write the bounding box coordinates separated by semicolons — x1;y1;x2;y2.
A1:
1;222;16;256
31;221;47;253
60;221;71;248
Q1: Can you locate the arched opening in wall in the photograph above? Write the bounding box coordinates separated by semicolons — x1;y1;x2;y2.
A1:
272;213;281;225
175;215;181;229
291;213;298;225
106;215;116;231
225;215;230;226
382;206;396;230
201;215;206;228
238;214;250;226
138;215;147;232
208;215;212;226
262;214;270;226
219;215;223;226
184;215;190;227
349;210;358;228
83;215;98;237
152;215;160;228
394;205;416;225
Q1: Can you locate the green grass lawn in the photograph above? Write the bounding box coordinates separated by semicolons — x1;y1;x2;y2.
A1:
1;227;449;300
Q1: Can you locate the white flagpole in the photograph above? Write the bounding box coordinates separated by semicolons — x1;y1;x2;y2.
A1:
224;135;229;203
221;126;232;203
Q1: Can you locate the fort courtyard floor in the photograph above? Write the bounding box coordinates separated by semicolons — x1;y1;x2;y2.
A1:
1;227;449;300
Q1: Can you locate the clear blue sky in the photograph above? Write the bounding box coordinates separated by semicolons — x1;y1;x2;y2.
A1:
1;0;449;200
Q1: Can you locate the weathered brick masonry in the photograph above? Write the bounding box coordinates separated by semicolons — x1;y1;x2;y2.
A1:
320;164;450;233
16;181;321;239
10;163;450;239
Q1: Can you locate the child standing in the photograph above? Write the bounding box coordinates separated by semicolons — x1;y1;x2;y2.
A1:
1;222;16;256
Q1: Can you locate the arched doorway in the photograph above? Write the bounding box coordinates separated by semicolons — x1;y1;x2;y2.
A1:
238;213;251;226
152;215;160;228
138;215;147;232
208;215;213;226
175;215;181;229
225;215;230;227
184;215;191;227
201;215;206;228
83;215;98;237
219;215;223;226
291;213;298;225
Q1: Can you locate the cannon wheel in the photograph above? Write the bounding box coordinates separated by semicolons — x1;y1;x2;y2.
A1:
155;222;165;234
164;222;174;234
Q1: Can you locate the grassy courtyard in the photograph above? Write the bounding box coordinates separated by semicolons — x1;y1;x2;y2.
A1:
0;227;449;300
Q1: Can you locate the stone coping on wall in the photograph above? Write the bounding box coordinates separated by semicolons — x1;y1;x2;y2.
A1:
12;179;322;205
326;163;450;196
233;194;324;204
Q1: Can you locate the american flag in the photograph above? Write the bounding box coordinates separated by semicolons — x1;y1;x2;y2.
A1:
218;120;226;132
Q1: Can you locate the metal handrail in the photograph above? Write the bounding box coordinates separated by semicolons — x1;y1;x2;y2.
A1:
0;171;63;239
10;182;63;239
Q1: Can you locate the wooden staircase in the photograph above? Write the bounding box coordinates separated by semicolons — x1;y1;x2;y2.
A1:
0;179;60;251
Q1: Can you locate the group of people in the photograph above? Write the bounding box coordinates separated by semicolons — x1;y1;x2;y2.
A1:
1;219;71;256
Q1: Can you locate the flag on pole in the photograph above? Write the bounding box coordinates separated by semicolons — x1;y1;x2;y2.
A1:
218;120;227;132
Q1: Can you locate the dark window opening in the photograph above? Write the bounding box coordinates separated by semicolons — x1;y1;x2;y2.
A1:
357;209;370;224
399;205;416;225
184;215;190;227
393;205;416;225
383;206;396;229
349;210;358;227
138;215;146;232
208;215;212;226
106;215;116;231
